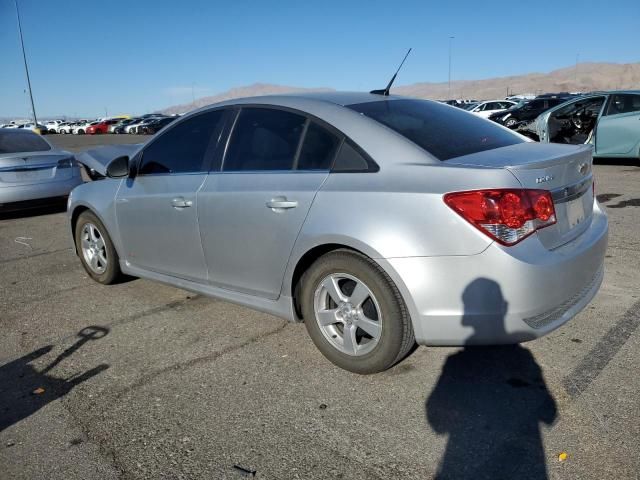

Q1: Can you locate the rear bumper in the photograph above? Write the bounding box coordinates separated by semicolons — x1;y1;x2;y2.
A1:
0;175;83;208
381;202;608;346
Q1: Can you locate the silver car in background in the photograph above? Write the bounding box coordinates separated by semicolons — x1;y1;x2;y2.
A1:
0;129;82;211
68;93;608;374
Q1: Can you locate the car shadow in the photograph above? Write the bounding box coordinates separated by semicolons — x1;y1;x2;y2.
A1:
425;278;557;480
0;326;110;433
0;202;67;221
593;157;640;168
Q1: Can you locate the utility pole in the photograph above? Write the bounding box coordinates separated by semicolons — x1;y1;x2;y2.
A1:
448;36;455;99
14;0;38;126
191;82;196;105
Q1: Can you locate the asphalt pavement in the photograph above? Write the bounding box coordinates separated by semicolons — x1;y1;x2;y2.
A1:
1;134;639;479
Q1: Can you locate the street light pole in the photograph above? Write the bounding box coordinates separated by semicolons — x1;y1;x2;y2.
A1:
14;0;38;126
448;36;455;99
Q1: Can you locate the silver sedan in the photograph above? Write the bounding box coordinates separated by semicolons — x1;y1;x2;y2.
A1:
0;129;82;211
68;92;608;374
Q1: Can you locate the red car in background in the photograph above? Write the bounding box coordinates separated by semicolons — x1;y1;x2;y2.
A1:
86;119;122;134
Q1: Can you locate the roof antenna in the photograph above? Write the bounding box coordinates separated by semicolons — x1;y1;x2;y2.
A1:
370;48;412;96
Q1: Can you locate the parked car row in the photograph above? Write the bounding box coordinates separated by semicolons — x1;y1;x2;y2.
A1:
67;114;177;135
1;114;179;136
0;122;50;134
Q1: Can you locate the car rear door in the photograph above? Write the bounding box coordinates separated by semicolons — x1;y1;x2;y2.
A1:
115;110;225;281
595;94;640;156
198;107;340;300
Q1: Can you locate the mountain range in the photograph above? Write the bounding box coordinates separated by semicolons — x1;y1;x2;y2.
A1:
160;62;640;114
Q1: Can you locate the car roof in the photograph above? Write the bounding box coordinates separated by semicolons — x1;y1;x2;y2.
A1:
206;91;405;109
169;91;443;167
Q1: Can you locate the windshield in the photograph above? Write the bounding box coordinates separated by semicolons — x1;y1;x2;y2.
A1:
0;131;51;154
347;99;523;161
463;102;480;110
510;101;528;110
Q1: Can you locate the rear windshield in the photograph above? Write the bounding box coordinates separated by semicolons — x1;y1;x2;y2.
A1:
347;99;523;160
0;131;51;154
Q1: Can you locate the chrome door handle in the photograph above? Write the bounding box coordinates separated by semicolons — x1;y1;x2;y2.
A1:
171;197;193;208
266;198;298;210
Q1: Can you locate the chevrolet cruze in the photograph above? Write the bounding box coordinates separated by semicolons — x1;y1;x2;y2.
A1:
68;92;608;374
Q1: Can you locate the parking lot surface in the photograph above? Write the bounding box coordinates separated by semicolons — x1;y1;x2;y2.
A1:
1;135;639;479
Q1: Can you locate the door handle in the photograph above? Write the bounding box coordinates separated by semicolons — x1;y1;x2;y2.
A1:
266;197;298;211
171;197;193;209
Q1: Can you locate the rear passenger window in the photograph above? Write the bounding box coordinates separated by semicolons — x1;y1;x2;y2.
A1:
223;108;306;171
296;122;340;170
139;110;223;175
332;141;369;172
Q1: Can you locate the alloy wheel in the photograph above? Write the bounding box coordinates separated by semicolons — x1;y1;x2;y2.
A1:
314;273;383;356
80;223;108;274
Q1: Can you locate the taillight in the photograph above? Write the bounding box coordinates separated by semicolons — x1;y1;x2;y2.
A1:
444;189;556;246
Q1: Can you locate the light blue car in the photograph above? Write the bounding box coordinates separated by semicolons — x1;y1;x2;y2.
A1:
535;91;640;159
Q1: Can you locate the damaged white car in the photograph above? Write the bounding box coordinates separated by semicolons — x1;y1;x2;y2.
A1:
535;91;640;160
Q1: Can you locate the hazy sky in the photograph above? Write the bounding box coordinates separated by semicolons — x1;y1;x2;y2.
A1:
1;0;639;118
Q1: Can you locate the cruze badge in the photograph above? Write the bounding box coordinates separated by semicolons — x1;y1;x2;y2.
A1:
536;175;554;184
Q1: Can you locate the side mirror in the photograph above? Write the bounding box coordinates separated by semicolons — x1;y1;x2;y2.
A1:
106;155;130;178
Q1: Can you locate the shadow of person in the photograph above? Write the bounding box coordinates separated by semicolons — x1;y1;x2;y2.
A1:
426;279;557;480
0;326;110;433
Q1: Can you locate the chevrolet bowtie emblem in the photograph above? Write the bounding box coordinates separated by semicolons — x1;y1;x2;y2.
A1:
578;162;588;175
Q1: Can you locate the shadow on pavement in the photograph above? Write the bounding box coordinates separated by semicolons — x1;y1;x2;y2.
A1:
593;157;640;168
0;326;110;433
426;278;557;480
0;202;67;221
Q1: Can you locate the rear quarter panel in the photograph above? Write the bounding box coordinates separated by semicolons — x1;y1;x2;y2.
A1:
282;163;521;293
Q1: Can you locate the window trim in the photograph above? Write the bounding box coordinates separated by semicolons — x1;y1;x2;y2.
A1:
135;108;228;177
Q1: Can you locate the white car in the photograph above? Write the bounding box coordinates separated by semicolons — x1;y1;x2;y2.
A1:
465;100;517;119
124;119;151;134
58;122;76;134
73;120;97;135
18;122;48;133
43;120;65;133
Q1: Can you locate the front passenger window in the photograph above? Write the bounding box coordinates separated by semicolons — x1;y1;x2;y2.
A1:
139;110;223;175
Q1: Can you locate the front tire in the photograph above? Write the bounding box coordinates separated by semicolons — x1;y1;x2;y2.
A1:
504;118;518;128
300;250;415;374
75;211;121;284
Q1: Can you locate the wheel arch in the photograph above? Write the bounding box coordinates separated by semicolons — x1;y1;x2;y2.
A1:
288;242;421;338
69;203;122;260
70;205;90;254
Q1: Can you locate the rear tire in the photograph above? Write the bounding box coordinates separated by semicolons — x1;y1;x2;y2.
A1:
74;211;122;284
300;249;415;374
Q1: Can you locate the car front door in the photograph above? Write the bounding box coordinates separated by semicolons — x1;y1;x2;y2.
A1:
198;107;340;300
477;102;499;118
596;94;640;156
115;109;225;281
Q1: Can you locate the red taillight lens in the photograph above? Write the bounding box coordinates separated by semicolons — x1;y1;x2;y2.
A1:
444;189;556;246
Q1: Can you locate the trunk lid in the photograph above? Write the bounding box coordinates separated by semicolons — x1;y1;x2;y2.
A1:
447;143;594;249
75;143;143;177
0;151;74;185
